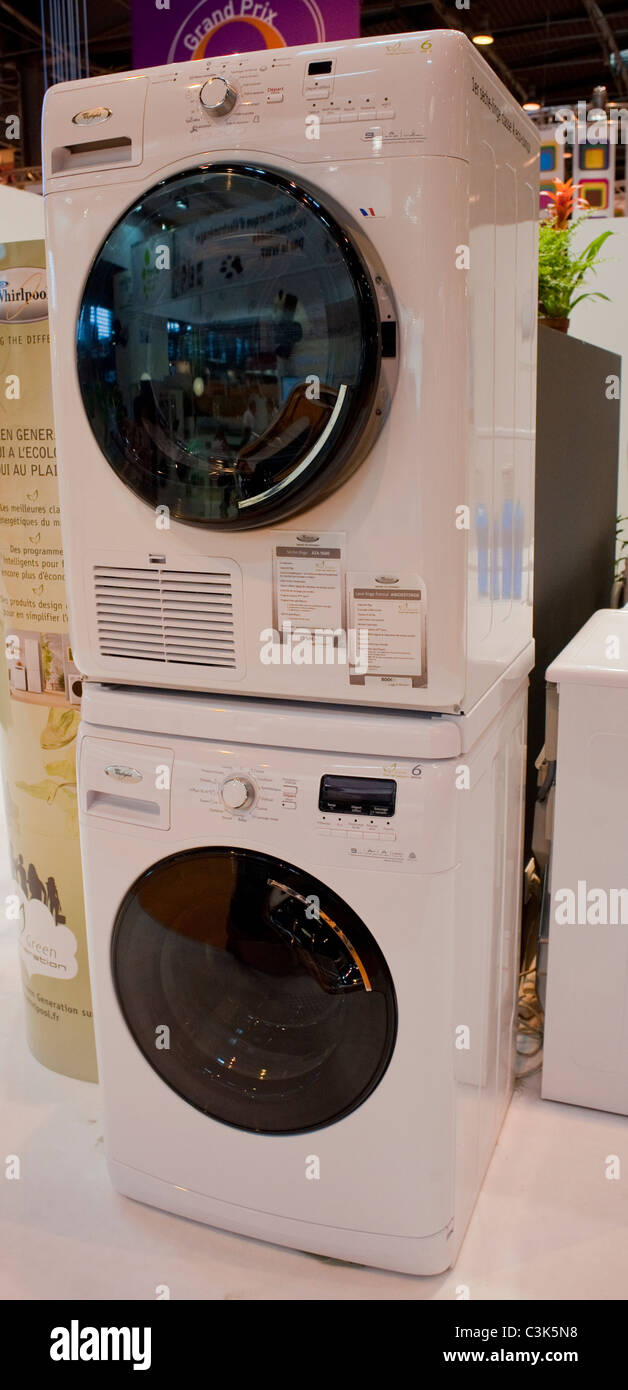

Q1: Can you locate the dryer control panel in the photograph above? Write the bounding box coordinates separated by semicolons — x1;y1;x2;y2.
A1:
42;30;473;190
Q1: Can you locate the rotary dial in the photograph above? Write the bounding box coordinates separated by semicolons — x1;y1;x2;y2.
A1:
221;776;255;811
200;77;238;116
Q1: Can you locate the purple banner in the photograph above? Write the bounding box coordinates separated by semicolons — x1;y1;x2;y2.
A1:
132;1;361;68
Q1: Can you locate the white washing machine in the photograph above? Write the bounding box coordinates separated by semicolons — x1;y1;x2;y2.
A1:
43;30;539;713
77;653;530;1275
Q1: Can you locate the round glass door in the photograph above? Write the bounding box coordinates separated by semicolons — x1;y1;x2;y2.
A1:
112;847;397;1134
77;165;385;529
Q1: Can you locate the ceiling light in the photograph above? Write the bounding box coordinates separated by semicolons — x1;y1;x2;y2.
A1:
472;14;494;46
522;85;541;113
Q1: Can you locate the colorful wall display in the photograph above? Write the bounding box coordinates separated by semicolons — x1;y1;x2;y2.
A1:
0;239;97;1083
132;0;360;67
572;133;615;217
538;126;565;214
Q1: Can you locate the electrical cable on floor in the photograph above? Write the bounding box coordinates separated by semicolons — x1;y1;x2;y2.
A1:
516;858;544;1076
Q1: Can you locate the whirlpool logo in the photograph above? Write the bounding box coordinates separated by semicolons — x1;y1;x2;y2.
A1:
0;267;49;323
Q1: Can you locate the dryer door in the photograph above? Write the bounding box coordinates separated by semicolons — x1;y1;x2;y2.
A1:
77;165;394;530
111;846;397;1134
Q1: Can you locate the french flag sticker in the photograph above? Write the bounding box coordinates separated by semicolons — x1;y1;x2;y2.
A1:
360;207;377;217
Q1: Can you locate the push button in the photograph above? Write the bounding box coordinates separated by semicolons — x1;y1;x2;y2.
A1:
304;80;330;99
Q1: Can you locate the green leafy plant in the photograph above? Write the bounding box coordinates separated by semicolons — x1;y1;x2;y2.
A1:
538;220;612;322
538;178;612;325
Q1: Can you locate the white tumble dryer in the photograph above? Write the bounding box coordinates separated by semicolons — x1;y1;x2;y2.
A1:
43;30;539;713
77;652;531;1275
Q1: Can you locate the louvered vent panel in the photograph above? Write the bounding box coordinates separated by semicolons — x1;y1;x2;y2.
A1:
94;566;237;668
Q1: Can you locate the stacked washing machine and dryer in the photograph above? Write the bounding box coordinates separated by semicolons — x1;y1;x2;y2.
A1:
43;30;539;1275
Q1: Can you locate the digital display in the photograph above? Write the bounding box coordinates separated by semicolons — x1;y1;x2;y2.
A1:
308;60;333;75
319;775;396;817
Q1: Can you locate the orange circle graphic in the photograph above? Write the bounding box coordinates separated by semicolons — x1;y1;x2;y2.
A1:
193;16;286;59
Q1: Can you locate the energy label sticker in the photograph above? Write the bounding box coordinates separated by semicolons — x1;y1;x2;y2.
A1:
272;531;344;638
347;572;427;687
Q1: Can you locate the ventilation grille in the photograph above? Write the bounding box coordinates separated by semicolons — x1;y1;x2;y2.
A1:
94;566;237;668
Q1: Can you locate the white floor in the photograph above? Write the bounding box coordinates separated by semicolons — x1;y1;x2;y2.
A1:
2;882;628;1302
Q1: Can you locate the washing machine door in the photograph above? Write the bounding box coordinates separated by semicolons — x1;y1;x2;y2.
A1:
111;847;397;1134
77;165;395;530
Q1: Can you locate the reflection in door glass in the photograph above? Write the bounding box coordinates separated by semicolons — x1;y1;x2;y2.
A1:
77;167;379;526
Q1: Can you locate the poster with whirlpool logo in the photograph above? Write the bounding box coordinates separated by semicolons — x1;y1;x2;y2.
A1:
132;0;360;67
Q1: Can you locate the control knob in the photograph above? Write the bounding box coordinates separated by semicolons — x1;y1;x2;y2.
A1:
200;76;237;116
221;776;255;811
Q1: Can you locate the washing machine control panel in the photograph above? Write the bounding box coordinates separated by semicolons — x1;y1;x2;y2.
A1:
187;754;412;857
181;747;455;873
79;732;456;875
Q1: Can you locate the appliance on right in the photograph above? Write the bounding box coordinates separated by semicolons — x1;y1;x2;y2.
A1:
543;610;628;1116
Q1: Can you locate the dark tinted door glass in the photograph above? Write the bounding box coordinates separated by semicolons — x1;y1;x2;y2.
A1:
112;847;396;1134
77;166;380;528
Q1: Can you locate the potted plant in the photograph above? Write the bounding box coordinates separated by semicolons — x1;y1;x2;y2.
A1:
538;178;612;332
